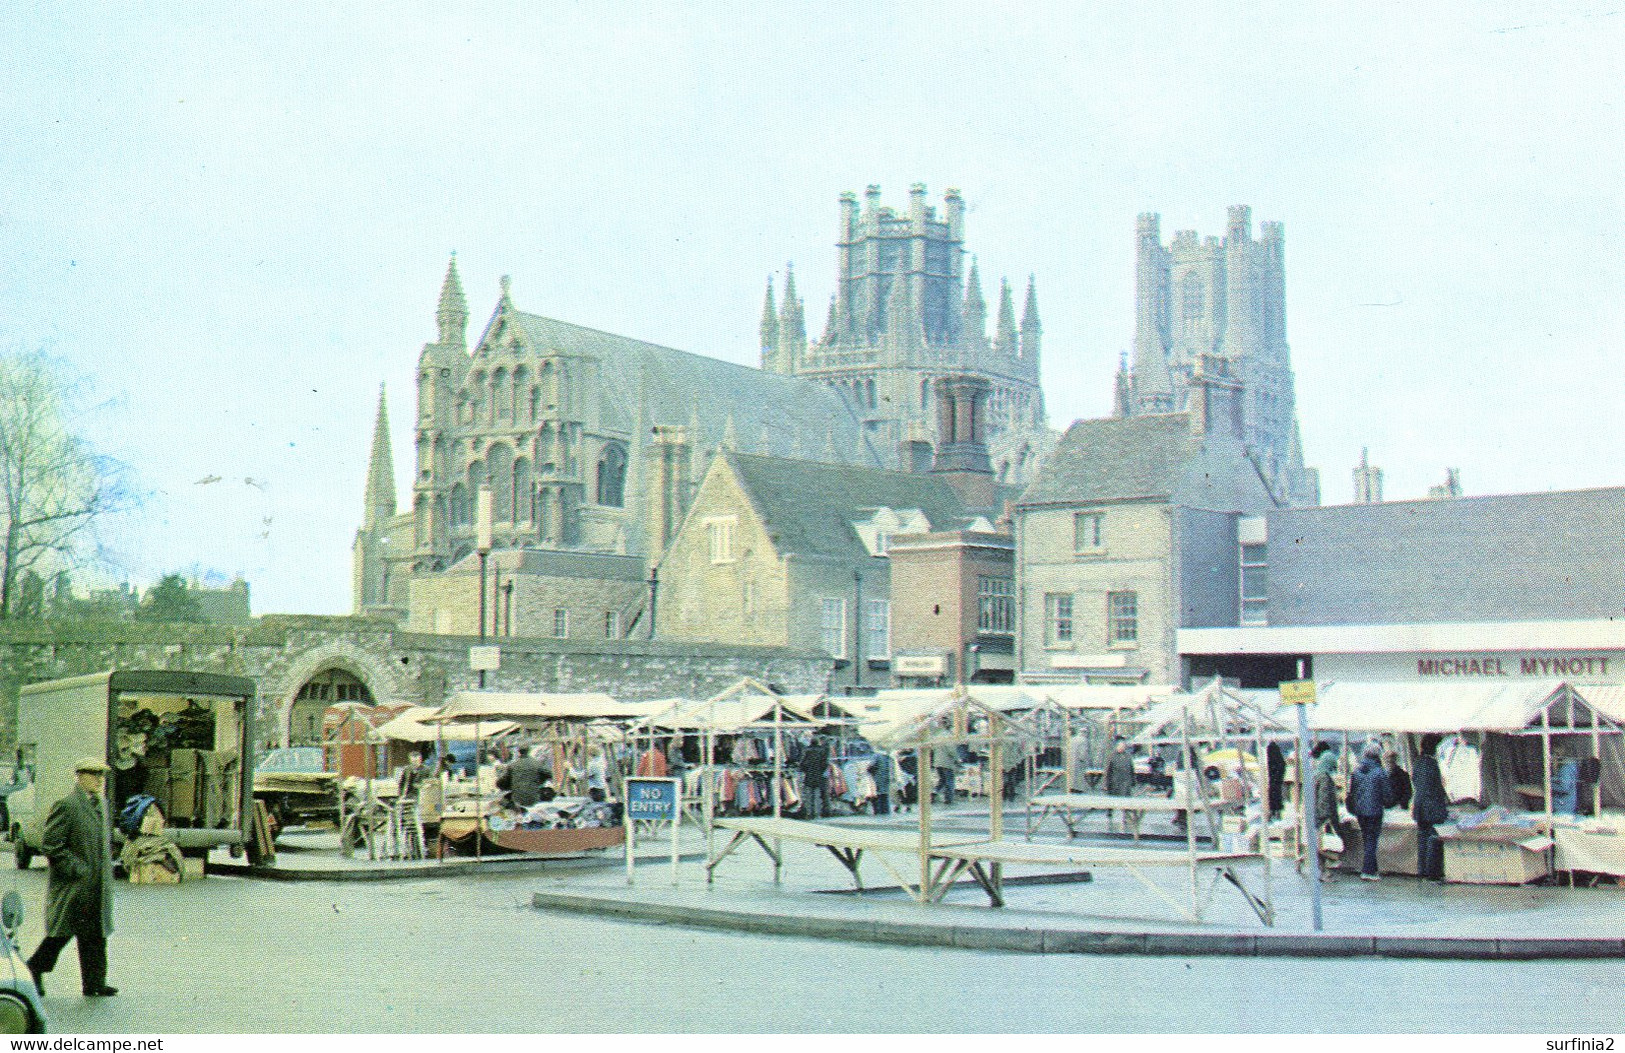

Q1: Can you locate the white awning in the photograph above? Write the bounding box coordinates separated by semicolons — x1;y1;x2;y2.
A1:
431;691;663;723
374;705;516;742
1308;680;1567;733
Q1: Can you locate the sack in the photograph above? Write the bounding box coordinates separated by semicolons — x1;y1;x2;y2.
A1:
1320;827;1345;855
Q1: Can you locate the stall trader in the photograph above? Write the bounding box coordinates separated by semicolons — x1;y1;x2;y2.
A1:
27;757;118;997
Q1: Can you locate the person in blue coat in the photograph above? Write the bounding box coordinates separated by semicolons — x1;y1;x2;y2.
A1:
1347;741;1393;881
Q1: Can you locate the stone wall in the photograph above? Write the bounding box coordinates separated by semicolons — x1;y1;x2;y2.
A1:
0;616;829;751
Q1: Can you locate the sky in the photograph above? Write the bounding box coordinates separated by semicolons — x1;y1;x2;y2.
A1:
1;2;1621;615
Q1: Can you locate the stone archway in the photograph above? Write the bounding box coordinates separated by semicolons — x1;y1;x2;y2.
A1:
261;639;412;749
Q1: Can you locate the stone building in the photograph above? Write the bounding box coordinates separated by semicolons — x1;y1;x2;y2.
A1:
654;451;969;692
1015;360;1279;685
759;184;1056;488
1117;207;1319;507
353;256;883;630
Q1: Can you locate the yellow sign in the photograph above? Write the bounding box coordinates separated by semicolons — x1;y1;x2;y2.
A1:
1279;679;1316;706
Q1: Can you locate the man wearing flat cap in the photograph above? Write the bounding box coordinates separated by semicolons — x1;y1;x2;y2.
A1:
26;757;117;997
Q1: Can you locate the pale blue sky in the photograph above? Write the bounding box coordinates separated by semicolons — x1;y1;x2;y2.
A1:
2;2;1620;614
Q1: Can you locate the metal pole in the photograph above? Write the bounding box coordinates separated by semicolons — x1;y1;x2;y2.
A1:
477;551;488;690
647;566;659;640
852;570;862;691
1297;700;1322;932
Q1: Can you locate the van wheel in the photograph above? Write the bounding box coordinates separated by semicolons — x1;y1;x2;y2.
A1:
12;833;32;870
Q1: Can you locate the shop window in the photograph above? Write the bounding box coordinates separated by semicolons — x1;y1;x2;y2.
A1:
1108;591;1138;647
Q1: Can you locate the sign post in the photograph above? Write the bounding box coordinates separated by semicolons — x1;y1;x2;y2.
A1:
624;777;682;886
1279;678;1321;932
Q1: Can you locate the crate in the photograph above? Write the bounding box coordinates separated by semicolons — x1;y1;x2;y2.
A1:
1444;836;1552;884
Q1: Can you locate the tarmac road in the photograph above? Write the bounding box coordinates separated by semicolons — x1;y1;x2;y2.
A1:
5;866;1619;1034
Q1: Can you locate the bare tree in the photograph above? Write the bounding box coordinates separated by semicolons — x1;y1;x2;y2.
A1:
0;349;130;619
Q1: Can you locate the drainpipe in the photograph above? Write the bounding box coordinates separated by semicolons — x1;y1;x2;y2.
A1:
852;569;862;691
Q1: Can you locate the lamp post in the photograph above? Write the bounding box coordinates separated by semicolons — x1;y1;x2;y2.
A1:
647;565;659;639
851;569;862;691
476;486;493;688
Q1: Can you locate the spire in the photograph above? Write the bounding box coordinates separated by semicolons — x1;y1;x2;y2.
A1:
1113;351;1132;419
436;253;468;349
821;295;838;345
1019;274;1041;363
363;384;396;530
963;259;987;345
758;277;780;369
497;274;513;315
779;263;806;361
994;278;1018;357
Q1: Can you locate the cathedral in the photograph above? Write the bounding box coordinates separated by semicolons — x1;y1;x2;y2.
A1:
759;184;1055;487
1117;206;1319;506
353;185;1061;632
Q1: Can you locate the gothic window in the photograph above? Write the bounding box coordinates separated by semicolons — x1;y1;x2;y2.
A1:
541;361;556;411
513;457;533;523
491;367;508;421
449;482;470;528
596;443;627;508
487;443;514;522
920;378;930;410
1180;272;1205;327
529;387;541;424
511;366;528;422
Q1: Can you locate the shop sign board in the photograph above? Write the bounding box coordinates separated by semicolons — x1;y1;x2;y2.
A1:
624;776;682;887
1279;679;1316;706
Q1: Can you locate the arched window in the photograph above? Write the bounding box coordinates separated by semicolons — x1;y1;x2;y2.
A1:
513;457;533;523
486;443;513;522
596;443;627;508
491;367;508;421
450;482;470;527
513;366;529;423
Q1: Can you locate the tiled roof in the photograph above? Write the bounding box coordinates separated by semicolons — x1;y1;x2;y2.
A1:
509;312;880;467
724;453;966;562
1016;413;1275;512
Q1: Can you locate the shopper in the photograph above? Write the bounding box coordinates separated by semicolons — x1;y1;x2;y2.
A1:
870;750;893;816
799;734;829;820
503;746;548;809
1411;733;1450;880
1383;745;1413;811
1104;736;1136;833
585;749;609;803
419;754;450;859
1266;741;1287;820
1311;743;1342;879
1347;741;1393;881
27;757;118;997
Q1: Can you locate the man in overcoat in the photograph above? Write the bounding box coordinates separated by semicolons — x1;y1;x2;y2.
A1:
26;757;117;997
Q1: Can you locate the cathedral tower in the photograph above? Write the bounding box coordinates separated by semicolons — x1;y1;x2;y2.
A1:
759;184;1053;487
1123;207;1318;506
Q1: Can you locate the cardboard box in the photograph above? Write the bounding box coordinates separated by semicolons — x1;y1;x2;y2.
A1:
1444;836;1553;885
166;749;202;822
180;856;205;880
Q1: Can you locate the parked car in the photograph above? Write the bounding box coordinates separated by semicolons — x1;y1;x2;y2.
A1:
252;747;340;833
0;892;46;1032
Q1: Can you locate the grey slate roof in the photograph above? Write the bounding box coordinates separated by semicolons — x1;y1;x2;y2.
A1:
509;311;880;467
1015;413;1276;512
724;452;967;562
1267;486;1625;626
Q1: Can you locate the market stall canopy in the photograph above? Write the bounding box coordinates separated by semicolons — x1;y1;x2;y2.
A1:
430;691;664;724
1307;680;1597;733
637;692;821;732
1569;684;1625;727
374;705;515;743
1129;680;1290;745
1040;684;1177;712
867;686;1044;750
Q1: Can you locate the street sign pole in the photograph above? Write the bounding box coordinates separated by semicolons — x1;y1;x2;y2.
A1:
1281;678;1322;932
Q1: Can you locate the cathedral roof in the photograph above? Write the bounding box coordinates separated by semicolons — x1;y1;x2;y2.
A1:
506;311;880;467
1016;412;1276;513
721;452;967;563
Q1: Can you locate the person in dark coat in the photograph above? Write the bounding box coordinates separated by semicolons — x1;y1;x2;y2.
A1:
27;757;117;997
503;747;547;809
1311;743;1342;879
1104;736;1137;833
869;750;893;816
1347;741;1393;881
799;735;829;820
1411;733;1450;880
1383;746;1412;811
1266;741;1287;820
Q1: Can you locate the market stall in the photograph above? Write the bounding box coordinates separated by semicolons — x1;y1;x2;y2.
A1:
426;691;663;859
1309;680;1625;883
